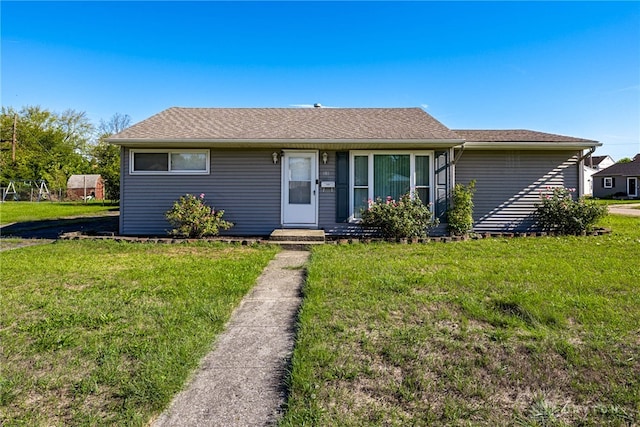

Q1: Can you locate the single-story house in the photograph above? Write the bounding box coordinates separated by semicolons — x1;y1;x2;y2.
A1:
107;107;601;236
67;174;104;200
592;154;640;199
583;154;615;196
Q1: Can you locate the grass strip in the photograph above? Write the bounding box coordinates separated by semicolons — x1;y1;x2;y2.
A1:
593;199;640;206
0;240;278;425
282;215;640;426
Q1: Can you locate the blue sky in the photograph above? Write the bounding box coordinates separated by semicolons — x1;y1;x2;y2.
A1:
2;1;639;160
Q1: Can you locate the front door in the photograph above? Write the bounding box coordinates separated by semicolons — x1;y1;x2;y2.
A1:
282;151;318;226
628;177;638;198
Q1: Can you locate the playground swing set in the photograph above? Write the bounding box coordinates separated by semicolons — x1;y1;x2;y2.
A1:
1;180;51;202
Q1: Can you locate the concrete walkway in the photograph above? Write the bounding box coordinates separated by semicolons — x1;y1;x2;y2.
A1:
153;250;309;427
608;203;640;217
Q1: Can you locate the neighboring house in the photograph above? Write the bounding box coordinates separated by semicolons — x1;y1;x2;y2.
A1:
67;174;104;200
107;107;600;236
592;154;640;199
583;155;615;195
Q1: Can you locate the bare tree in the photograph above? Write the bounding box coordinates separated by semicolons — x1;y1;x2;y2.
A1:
97;113;132;138
91;113;132;201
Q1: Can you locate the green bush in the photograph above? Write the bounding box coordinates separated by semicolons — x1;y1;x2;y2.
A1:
165;193;233;238
534;187;607;234
447;180;476;235
360;193;438;239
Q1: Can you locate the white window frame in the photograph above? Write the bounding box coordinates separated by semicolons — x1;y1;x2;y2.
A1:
603;177;613;189
130;149;210;175
349;150;434;221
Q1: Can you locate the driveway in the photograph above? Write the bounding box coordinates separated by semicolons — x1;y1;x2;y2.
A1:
608;203;640;217
0;212;119;239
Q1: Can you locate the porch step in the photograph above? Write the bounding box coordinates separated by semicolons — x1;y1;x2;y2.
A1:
270;229;326;242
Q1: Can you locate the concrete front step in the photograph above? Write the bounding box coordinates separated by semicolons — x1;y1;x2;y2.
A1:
270;229;325;242
269;241;325;251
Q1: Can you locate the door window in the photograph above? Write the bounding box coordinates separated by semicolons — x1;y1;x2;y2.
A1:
288;157;312;204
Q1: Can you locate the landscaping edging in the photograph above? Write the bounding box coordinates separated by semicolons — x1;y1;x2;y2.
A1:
59;232;270;245
327;228;611;244
59;228;612;245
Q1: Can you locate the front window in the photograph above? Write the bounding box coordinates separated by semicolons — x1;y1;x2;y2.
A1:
353;155;369;215
350;151;432;219
603;177;613;188
374;154;410;202
131;150;210;174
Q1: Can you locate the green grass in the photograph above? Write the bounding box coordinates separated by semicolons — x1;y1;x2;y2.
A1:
282;215;640;426
0;240;278;425
593;199;640;206
0;201;117;225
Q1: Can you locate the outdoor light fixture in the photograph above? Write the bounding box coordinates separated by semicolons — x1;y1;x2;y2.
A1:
272;152;279;164
322;152;328;164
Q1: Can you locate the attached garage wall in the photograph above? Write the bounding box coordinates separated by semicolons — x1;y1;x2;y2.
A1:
455;150;580;232
121;148;281;236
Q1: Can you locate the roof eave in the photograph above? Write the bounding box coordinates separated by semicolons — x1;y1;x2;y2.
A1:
463;141;602;150
106;138;466;148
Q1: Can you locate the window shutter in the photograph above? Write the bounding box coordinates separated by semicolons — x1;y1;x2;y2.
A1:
434;150;449;220
612;177;615;187
335;151;349;222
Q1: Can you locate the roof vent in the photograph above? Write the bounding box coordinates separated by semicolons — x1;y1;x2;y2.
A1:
313;103;322;108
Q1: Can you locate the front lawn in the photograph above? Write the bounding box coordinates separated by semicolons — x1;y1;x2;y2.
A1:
0;201;117;225
0;241;278;425
593;199;640;206
282;215;640;426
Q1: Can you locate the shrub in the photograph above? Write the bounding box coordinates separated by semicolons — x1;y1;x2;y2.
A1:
360;192;438;239
534;187;607;235
447;180;476;235
165;193;233;238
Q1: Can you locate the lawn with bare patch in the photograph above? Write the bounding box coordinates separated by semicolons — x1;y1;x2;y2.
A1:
282;215;639;426
0;240;278;425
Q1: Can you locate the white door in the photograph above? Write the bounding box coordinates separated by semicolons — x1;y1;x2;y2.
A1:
282;151;318;226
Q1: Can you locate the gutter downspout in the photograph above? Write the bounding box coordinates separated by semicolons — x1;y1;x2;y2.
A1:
452;142;465;165
577;147;597;197
578;146;596;163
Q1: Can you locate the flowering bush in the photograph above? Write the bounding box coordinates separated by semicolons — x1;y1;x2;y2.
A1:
534;187;607;235
360;192;438;239
447;180;476;235
165;193;233;238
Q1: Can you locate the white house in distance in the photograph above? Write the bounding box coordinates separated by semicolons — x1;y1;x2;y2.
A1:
583;155;615;195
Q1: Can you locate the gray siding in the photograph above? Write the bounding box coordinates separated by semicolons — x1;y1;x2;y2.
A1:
318;151;337;230
121;147;579;236
593;175;637;198
456;150;580;232
121;148;281;236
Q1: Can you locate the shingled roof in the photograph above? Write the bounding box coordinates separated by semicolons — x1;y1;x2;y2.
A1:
593;155;640;177
453;129;597;143
588;155;611;167
108;107;462;142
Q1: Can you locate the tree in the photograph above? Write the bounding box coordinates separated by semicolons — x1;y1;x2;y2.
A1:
617;157;632;164
91;113;131;201
97;112;131;136
0;106;94;195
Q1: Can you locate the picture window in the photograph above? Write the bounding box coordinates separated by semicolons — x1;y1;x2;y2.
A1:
131;150;209;174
